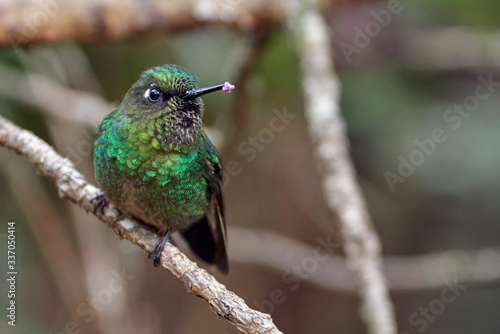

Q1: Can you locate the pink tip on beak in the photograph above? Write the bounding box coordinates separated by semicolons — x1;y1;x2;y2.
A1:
222;81;235;93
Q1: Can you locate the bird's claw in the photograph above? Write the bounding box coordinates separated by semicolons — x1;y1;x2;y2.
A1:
149;230;172;267
91;194;108;215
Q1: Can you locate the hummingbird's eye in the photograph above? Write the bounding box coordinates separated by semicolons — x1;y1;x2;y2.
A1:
145;88;162;102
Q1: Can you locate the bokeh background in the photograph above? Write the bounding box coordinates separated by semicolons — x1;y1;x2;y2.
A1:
1;0;500;333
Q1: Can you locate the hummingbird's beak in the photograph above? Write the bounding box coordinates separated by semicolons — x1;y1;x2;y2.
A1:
180;82;235;100
180;84;225;100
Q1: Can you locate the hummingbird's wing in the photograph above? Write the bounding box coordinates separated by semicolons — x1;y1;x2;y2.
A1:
181;135;228;273
207;159;229;273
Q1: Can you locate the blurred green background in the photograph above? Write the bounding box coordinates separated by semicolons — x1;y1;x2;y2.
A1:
1;0;500;333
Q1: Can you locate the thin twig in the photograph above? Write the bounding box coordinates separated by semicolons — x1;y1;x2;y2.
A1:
297;6;397;334
0;114;283;334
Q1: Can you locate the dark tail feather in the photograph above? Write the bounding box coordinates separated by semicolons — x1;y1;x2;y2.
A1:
181;216;228;274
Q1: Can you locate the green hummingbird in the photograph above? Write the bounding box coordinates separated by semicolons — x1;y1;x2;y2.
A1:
93;64;234;273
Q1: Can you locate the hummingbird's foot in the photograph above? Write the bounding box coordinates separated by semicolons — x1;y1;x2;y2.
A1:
91;194;108;215
149;229;172;267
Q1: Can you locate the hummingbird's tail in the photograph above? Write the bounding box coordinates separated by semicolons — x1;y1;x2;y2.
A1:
181;215;228;274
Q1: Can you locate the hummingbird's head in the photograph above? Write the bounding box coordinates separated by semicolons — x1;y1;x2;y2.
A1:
120;64;234;150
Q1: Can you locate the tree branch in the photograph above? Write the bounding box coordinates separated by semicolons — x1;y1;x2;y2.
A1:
0;114;283;334
297;5;397;334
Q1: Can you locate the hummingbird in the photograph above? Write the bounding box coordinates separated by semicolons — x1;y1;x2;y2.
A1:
93;64;234;273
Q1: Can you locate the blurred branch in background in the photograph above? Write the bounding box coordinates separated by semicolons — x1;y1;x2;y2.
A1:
223;29;271;154
0;0;371;47
402;27;500;69
0;61;110;127
0;0;289;47
335;24;500;70
0;115;283;334
230;227;500;292
298;4;397;334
